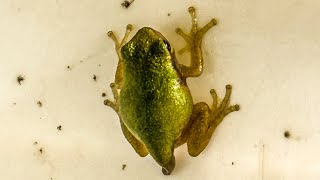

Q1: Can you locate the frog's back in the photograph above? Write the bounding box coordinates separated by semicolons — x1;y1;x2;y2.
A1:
119;27;193;166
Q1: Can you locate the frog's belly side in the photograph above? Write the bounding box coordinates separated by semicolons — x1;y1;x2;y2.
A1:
119;82;193;165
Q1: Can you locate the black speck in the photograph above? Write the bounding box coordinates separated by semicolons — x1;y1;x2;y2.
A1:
102;93;106;97
121;0;134;8
67;65;71;70
34;141;38;145
93;75;97;81
57;125;62;131
122;164;127;170
17;75;25;85
167;13;171;16
284;131;291;138
232;162;234;165
39;148;43;154
37;101;42;107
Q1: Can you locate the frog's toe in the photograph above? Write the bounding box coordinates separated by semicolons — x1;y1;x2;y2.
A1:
207;19;218;28
177;45;190;55
233;104;240;111
107;31;114;37
210;18;218;26
110;82;115;88
223;104;240;116
188;6;196;13
175;28;191;44
107;31;118;43
210;88;218;109
104;99;118;112
198;18;217;35
210;85;239;122
126;24;133;31
103;99;112;106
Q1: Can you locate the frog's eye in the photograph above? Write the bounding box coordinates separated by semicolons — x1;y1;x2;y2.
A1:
163;40;171;52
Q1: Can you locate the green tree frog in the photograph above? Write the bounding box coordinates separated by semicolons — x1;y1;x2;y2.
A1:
104;6;240;175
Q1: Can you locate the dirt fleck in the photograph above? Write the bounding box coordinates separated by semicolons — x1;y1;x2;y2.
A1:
39;148;43;154
57;125;62;131
284;131;291;138
93;75;97;81
102;93;106;97
17;75;25;85
34;141;38;145
37;101;43;107
121;0;134;8
167;13;171;16
232;162;234;165
67;65;71;70
98;64;101;67
122;164;127;170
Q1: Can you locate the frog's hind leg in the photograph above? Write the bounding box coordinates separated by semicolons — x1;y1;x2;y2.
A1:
175;6;217;78
186;85;240;157
119;119;149;157
105;25;149;157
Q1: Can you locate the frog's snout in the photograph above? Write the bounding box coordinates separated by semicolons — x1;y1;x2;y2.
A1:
161;156;176;175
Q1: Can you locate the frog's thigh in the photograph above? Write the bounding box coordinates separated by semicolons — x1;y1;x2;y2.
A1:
119;120;149;157
186;85;239;157
186;102;212;157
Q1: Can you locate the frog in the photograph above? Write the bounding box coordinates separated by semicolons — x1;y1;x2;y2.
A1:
104;6;240;175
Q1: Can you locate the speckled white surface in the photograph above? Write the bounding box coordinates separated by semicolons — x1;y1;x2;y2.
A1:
1;0;320;179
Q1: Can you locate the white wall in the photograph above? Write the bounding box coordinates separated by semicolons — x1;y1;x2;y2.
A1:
1;0;320;179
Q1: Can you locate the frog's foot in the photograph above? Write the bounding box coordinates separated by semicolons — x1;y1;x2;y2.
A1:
209;85;240;128
104;83;120;113
175;7;217;78
187;85;239;157
107;24;133;57
175;6;217;55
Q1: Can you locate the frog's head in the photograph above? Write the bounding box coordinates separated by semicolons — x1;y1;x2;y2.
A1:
121;27;175;65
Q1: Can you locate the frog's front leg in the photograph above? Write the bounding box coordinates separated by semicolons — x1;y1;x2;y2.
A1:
104;25;148;157
187;85;240;156
176;6;217;78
